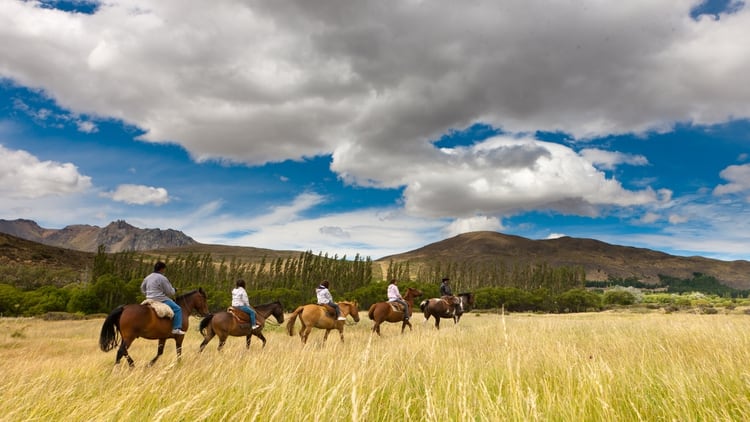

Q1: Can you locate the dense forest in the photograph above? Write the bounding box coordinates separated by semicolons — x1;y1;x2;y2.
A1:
0;246;747;317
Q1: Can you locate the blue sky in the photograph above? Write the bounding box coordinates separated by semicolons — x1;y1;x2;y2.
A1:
1;0;750;261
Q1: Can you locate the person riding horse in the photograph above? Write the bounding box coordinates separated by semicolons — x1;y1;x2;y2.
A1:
388;279;410;322
317;280;346;321
141;261;185;335
440;277;461;316
232;279;259;330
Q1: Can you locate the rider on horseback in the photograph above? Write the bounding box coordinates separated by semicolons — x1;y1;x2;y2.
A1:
232;279;260;330
141;261;185;335
388;279;410;322
317;280;346;321
440;277;461;316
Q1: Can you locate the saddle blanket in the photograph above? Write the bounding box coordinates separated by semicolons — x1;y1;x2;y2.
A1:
141;299;174;318
388;302;405;313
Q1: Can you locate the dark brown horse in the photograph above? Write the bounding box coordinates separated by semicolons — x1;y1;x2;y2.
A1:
286;301;360;344
367;287;423;336
420;292;475;329
198;301;285;351
99;288;209;366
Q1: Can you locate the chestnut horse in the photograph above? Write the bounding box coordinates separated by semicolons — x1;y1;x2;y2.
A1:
420;292;475;329
286;301;360;344
367;287;423;336
198;301;285;352
99;288;209;366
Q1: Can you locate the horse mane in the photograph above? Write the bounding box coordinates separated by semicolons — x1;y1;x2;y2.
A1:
176;289;200;301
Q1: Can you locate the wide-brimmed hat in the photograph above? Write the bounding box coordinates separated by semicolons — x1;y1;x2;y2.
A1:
441;277;450;281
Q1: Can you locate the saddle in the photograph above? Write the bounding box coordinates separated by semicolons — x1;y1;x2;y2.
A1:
319;303;337;319
227;306;251;323
142;299;174;319
440;296;462;315
388;302;406;313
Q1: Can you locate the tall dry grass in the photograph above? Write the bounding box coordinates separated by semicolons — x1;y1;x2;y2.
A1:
2;310;750;421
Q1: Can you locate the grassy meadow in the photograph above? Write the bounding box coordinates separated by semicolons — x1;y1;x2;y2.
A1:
2;309;750;421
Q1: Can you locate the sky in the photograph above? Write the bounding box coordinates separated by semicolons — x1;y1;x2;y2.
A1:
1;0;750;262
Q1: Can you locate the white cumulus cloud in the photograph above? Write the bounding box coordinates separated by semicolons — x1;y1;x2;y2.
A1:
0;144;92;199
102;184;170;206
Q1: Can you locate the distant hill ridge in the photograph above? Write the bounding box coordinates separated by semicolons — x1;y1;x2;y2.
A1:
2;220;749;289
378;231;750;289
0;219;197;253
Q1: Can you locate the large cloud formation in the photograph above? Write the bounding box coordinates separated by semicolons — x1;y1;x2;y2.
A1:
0;144;92;199
1;0;747;220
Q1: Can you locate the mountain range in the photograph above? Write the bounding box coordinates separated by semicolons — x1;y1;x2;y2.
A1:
0;219;196;253
1;219;749;289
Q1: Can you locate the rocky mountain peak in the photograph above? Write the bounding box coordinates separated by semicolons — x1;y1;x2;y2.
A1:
0;219;197;253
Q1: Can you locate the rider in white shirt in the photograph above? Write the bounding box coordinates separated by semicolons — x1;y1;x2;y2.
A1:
387;279;410;322
316;280;346;320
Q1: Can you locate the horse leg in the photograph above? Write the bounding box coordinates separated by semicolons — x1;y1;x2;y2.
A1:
199;331;215;352
175;337;184;360
338;326;344;342
401;319;412;334
435;316;441;330
245;335;252;349
116;340;135;367
372;321;381;336
148;339;166;366
323;329;330;343
254;332;267;348
301;326;312;344
217;334;227;352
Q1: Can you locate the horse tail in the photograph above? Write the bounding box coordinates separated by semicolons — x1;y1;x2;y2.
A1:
286;306;303;336
419;300;428;312
99;305;124;352
368;304;376;320
199;314;214;336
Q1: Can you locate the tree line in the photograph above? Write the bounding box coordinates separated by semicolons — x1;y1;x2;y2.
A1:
585;273;750;297
1;246;743;317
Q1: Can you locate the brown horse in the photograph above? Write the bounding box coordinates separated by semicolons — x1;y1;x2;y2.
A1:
99;288;209;366
198;301;285;351
286;301;360;344
367;287;423;336
420;292;475;329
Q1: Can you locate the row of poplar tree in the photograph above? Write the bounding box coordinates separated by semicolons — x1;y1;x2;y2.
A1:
0;246;589;316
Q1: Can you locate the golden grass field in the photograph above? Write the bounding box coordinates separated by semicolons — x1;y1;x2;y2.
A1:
2;309;750;421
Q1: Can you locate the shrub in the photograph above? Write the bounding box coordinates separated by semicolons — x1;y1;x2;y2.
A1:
555;289;601;313
603;289;636;306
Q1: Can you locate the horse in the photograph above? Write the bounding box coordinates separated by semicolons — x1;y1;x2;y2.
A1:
420;292;475;329
99;288;209;366
286;301;360;344
198;301;285;352
367;287;423;336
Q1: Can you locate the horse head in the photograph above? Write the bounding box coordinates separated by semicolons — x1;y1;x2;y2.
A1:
405;287;423;300
178;288;210;317
342;301;360;323
195;288;210;316
459;292;475;309
271;301;285;323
